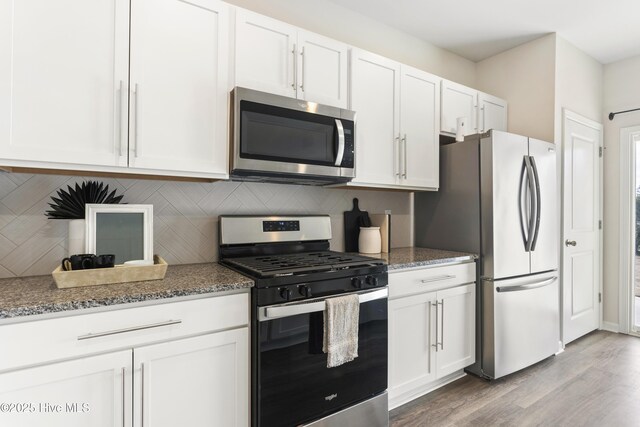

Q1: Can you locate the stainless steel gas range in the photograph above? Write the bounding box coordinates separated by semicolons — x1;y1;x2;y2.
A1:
219;215;389;427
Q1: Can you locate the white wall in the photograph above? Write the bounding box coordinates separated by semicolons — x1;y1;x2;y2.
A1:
475;34;556;142
602;55;640;325
224;0;476;87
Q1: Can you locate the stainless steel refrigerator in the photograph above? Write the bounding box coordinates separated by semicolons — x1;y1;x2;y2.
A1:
415;130;559;379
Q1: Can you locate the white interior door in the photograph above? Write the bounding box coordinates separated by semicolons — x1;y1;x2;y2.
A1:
562;110;602;344
128;0;229;177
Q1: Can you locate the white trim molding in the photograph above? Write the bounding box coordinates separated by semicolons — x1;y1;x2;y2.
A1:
618;125;640;335
601;321;620;333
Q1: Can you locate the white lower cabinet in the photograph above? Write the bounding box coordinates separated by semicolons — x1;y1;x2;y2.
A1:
388;263;476;409
0;294;249;427
134;329;248;427
0;350;131;427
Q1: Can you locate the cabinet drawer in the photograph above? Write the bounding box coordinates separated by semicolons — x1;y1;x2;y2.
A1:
389;262;475;299
0;293;249;373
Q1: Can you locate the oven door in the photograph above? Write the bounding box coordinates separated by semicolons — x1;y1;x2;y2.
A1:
256;288;388;427
232;87;355;180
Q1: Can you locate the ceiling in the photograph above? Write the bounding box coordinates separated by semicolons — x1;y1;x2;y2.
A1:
327;0;640;64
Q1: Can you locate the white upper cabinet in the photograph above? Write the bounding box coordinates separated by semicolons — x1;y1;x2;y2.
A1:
350;49;400;186
350;52;440;191
441;80;478;136
0;0;129;167
234;8;348;108
296;30;348;108
478;92;508;133
128;0;229;177
399;66;440;189
234;9;297;98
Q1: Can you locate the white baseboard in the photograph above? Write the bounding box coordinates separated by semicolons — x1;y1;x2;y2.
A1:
388;370;465;410
600;321;620;333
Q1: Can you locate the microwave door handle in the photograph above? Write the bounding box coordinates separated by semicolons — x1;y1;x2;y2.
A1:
334;119;346;166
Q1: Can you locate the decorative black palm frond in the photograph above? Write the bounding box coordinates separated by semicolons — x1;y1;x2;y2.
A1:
45;181;124;219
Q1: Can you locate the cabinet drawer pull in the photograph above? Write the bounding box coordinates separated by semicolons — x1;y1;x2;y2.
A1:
420;275;456;283
77;319;182;340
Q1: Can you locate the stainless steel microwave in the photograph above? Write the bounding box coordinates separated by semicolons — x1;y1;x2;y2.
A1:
230;87;355;185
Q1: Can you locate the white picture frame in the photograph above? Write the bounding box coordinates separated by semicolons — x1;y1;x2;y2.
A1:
85;204;154;264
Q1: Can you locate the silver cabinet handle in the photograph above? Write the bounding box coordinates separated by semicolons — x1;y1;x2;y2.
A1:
420;275;456;283
334;119;345;166
291;44;297;89
77;319;182;340
402;134;407;178
439;299;444;350
431;301;438;352
480;105;485;132
565;239;577;247
260;288;388;321
299;46;305;92
117;80;124;157
141;362;145;427
121;367;126;427
473;104;478;130
395;134;401;177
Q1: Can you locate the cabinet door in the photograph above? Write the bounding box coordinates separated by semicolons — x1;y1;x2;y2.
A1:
296;31;348;108
400;66;440;189
0;0;128;167
436;283;475;378
350;49;400;186
440;80;477;136
388;292;437;404
128;0;229;177
134;328;249;427
0;351;131;427
234;8;297;98
478;92;508;133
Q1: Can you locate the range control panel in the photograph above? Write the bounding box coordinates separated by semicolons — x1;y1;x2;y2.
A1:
263;220;300;232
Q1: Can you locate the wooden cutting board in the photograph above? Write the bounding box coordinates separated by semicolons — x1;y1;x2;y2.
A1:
344;198;368;252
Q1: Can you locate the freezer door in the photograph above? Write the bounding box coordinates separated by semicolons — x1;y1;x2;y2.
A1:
528;138;558;273
482;273;560;379
480;131;531;279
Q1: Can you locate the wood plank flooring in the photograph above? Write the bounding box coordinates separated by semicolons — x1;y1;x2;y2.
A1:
390;331;640;426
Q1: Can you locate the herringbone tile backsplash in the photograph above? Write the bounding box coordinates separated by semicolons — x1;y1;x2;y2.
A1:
0;172;413;278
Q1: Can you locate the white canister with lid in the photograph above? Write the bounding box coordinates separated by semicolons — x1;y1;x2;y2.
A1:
358;227;381;254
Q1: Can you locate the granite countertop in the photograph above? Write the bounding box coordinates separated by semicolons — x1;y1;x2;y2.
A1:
364;247;477;270
0;263;253;320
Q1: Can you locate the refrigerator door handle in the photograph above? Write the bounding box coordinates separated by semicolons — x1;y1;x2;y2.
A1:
529;155;542;251
518;159;530;250
523;156;537;252
496;276;557;293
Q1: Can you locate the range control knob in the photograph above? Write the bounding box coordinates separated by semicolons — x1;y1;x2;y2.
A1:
351;277;364;289
279;288;292;301
298;285;312;298
366;276;379;287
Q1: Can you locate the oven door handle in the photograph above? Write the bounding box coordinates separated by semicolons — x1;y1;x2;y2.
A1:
258;288;388;322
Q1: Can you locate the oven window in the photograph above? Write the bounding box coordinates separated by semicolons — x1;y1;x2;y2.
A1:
257;298;387;427
240;100;338;166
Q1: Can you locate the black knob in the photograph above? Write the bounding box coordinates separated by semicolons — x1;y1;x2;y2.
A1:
298;285;312;298
366;276;379;287
352;277;363;289
279;288;292;301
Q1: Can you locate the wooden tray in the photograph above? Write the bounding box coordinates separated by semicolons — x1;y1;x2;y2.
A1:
52;255;168;289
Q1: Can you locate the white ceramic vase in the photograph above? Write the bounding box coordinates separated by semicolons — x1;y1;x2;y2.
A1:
68;219;86;256
358;227;381;254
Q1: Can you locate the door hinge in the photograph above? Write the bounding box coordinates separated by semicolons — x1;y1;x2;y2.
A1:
599;220;602;230
599;293;602;303
599;146;603;157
